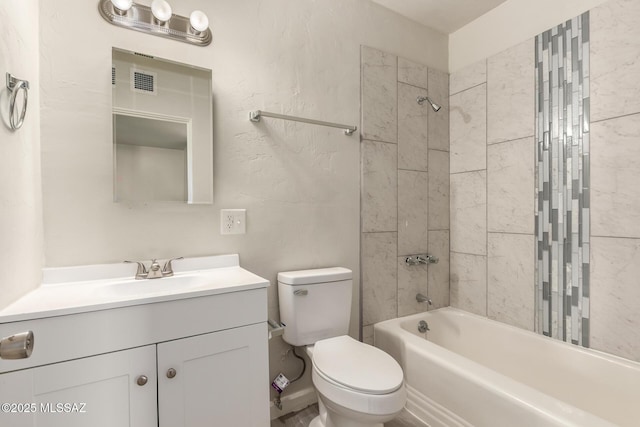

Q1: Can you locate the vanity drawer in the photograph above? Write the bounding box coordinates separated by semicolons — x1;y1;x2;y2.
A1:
0;288;267;373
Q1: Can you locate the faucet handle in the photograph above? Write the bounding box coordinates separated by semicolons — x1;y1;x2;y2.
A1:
124;260;148;279
162;257;184;276
149;259;161;271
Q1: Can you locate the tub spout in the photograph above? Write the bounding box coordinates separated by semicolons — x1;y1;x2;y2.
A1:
416;293;432;305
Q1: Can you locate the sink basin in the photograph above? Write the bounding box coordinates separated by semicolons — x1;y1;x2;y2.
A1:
96;274;204;297
0;254;270;323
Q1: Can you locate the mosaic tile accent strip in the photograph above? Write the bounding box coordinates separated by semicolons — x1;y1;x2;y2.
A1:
535;12;590;347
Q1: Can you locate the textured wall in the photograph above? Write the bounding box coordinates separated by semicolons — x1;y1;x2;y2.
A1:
0;0;43;309
37;0;447;416
360;47;450;344
449;39;536;330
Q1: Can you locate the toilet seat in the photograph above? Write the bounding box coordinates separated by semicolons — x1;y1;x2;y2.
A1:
312;335;404;394
310;336;406;416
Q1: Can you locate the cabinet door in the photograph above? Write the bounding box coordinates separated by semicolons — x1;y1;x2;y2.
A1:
158;323;269;427
0;345;158;427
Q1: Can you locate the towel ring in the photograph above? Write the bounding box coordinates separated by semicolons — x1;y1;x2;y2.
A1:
6;73;29;131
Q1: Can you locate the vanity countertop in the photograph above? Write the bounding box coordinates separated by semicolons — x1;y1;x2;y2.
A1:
0;254;269;323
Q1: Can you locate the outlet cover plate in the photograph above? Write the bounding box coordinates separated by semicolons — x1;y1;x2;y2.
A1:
220;209;246;235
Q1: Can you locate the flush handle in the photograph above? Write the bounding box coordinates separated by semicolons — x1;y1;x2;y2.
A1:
293;289;308;296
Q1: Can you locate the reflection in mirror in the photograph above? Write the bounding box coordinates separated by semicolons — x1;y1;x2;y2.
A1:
112;48;213;203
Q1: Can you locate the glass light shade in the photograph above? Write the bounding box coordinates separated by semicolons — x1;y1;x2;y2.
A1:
189;10;209;32
111;0;133;12
151;0;172;22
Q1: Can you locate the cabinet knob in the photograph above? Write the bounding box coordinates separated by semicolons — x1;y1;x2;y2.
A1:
136;375;148;386
0;331;34;360
166;368;177;379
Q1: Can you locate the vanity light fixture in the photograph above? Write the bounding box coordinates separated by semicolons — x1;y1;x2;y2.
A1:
98;0;212;46
151;0;172;23
110;0;133;14
189;10;209;33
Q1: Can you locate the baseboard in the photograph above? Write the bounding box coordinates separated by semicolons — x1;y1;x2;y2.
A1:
269;386;317;420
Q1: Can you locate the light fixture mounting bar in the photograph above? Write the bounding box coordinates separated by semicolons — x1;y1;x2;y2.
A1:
98;0;212;47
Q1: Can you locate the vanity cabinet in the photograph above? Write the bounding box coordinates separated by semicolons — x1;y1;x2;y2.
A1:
0;323;267;427
158;323;267;427
0;345;158;427
0;265;270;427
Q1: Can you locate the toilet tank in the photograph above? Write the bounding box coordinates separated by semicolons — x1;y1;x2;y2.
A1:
278;267;352;346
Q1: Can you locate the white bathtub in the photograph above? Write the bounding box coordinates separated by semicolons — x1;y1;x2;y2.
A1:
374;307;640;427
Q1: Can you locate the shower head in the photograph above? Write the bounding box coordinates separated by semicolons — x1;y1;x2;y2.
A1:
417;96;441;112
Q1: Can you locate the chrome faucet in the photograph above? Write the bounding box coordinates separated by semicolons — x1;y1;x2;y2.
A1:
124;257;184;280
416;293;433;305
146;259;163;279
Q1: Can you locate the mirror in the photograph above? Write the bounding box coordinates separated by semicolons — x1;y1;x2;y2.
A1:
112;48;213;203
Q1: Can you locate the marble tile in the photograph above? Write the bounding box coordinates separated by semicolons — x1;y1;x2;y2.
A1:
487;137;535;234
450;84;487;173
398;57;429;90
362;232;398;326
450;171;487;255
398;83;428;171
428;68;450;152
398;170;429;255
487;39;535;144
361;46;398;143
362;325;374;345
397;257;429;317
362;140;397;232
591;114;640;238
450;59;486;95
428;150;449;230
591;0;640;122
428;230;450;309
591;236;640;362
487;233;535;331
450;252;487;316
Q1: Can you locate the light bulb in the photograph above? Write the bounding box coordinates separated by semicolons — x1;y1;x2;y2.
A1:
189;10;209;33
151;0;172;23
111;0;133;13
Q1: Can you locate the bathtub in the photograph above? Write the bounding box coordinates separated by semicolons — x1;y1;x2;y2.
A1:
374;307;640;427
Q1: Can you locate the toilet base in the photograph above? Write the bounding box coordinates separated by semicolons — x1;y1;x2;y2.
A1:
309;394;390;427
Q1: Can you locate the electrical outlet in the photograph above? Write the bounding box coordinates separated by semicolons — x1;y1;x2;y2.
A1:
220;209;246;235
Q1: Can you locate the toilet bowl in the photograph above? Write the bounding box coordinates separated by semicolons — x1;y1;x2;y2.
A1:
277;267;407;426
307;335;406;427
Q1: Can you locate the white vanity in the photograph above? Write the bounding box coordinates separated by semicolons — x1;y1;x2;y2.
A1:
0;254;269;427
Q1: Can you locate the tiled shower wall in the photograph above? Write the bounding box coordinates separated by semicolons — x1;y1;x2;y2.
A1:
535;14;591;346
589;0;640;362
360;46;450;343
449;39;536;331
449;0;640;362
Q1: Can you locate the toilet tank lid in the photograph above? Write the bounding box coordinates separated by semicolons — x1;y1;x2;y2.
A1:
277;267;352;285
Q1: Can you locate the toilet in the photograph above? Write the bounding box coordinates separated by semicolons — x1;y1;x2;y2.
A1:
278;267;406;427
